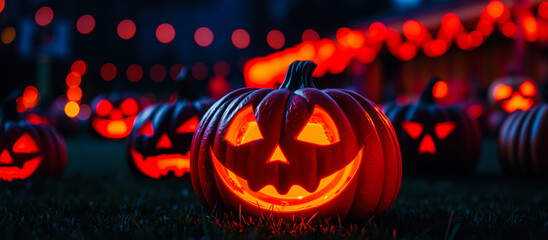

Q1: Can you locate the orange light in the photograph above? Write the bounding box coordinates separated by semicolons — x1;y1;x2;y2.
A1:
22;86;39;105
433;81;449;98
519;81;536;96
296;106;340;145
540;2;548;19
418;134;436;154
95;99;113;117
503;93;534;113
195;27;214;47
1;27;15;44
0;152;42;181
107;120;128;135
267;29;285;49
120;98;139;116
487;1;505;19
156;23;175;44
71;60;87;77
100;63;117;81
64;101;80;118
522;16;539;42
130;149;190;179
434;121;456;140
35;7;54;26
402;20;422;39
501;22;516;38
401;121;423;140
138;121;154;136
493;84;513;100
155;133;173;149
336;27;352;46
398;42;417;61
266;145;289;164
224;106;263;146
232;29;250;49
117;19;136;40
66;87;82;101
441;13;461;33
176;116;200;133
76;15;95;35
66;72;82;87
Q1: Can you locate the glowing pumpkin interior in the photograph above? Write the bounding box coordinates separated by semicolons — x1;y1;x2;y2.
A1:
0;133;43;181
402;121;456;155
91;98;140;139
492;81;537;113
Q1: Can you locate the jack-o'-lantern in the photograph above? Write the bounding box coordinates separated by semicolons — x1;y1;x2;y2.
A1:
498;84;548;179
488;75;539;114
190;61;401;220
384;77;481;175
126;69;215;179
90;92;143;139
1;91;67;181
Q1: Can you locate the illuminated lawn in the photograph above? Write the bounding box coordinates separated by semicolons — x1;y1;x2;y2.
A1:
1;133;547;239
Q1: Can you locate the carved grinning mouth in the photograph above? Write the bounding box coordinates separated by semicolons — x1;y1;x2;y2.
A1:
130;149;190;179
211;147;363;213
0;157;43;182
92;117;136;139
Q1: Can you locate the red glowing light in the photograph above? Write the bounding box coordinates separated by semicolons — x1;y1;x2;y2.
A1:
302;29;320;43
434;122;456;140
402;20;422;39
66;87;82;101
169;64;184;81
117;20;136;40
476;20;493;36
195;27;213;47
120;98;139;116
138;121;154;136
522;16;539;42
213;61;230;77
398;43;418;61
208;75;231;99
100;63;117;81
232;29;250;49
156;23;175;44
540;2;548;19
66;72;82;87
369;22;387;41
35;7;54;26
357;47;376;64
71;60;87;77
466;104;484;119
441;13;461;33
493;84;513;100
430;40;447;56
12;133;39;154
26;113;49;125
149;64;166;83
519;81;536;96
487;1;505;19
402;121;423;140
127;64;143;82
0;1;4;13
176;116;200;133
22;86;39;105
267;30;285;49
95;100;113;117
501;22;516;38
456;33;472;49
470;31;483;47
418;134;436;154
192;63;208;80
156;133;173;149
76;15;95;34
433;81;449;98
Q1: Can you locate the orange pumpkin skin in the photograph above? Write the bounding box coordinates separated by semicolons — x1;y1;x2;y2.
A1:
190;61;401;220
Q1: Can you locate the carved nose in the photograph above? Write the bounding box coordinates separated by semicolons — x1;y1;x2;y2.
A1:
110;109;123;120
504;93;533;113
155;133;173;149
0;149;13;164
418;134;436;155
266;145;289;164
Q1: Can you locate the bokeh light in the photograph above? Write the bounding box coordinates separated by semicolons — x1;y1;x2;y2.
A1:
192;63;208;80
194;27;213;47
101;63;117;81
66;87;83;102
78;104;91;121
77;15;95;34
302;29;320;43
71;60;87;77
1;27;15;44
117;19;136;40
231;29;250;49
35;7;54;26
64;101;80;118
214;61;230;77
149;64;167;82
126;64;143;82
156;23;175;44
66;72;82;87
169;64;184;81
267;30;285;49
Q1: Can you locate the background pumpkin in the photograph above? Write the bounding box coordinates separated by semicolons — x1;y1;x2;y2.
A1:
126;69;215;179
384;77;481;175
0;91;67;181
90;92;143;139
190;61;401;220
498;83;548;179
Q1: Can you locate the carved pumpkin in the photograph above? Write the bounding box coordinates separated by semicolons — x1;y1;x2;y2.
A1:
190;61;401;220
498;85;548;178
0;91;67;181
126;69;215;179
90;92;143;139
488;75;539;114
384;77;481;175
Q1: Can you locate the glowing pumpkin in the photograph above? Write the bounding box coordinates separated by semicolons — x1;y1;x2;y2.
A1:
90;92;143;139
488;75;539;114
126;69;215;179
498;86;548;179
190;61;401;219
0;91;67;181
384;77;481;175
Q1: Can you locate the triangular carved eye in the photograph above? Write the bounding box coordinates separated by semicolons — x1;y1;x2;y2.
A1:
401;121;423;140
296;106;340;146
493;84;513;100
138;120;154;136
224;106;264;146
519;81;536;96
434;121;456;140
176;116;200;133
12;133;39;153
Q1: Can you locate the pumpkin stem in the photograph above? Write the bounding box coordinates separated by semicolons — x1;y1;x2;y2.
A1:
176;68;199;101
418;77;440;104
279;61;317;91
1;90;22;121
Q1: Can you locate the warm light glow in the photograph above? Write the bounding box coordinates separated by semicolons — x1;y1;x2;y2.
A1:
476;20;493;36
92;117;136;139
430;40;447;56
401;121;423;140
0;150;12;164
296;106;340;145
22;86;39;105
35;7;54;26
211;147;363;213
399;43;418;61
155;133;173;149
130;149;190;179
95;100;113;117
138;121;154;136
66;87;82;101
126;64;143;82
156;23;175;44
120;98;139;116
519;81;536;96
194;27;213;47
434;122;456;140
501;22;516;38
117;19;136;40
64;101;80;118
267;29;285;49
302;29;320;43
369;22;387;41
0;0;4;13
486;1;505;19
522;16;539;42
176;116;200;133
402;20;422;39
266;145;289;164
441;13;461;33
76;15;95;34
456;33;472;50
470;31;483;47
224;106;264;146
357;47;376;64
540;2;548;19
0;156;42;182
149;64;166;83
66;72;82;87
232;29;250;49
1;27;15;44
493;84;513;100
12;133;39;153
433;81;449;98
466;104;484;119
107;120;128;135
71;60;87;77
418;134;436;154
503;94;534;113
101;63;117;81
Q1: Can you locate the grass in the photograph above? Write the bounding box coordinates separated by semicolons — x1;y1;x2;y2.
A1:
1;132;547;239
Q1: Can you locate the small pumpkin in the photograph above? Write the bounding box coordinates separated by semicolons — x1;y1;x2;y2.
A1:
90;92;143;139
190;61;401;220
384;77;481;175
498;84;548;178
126;69;215;179
488;75;539;114
0;91;67;181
